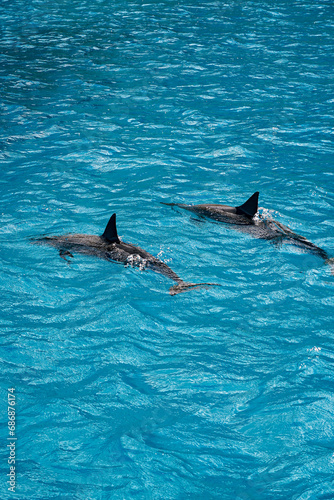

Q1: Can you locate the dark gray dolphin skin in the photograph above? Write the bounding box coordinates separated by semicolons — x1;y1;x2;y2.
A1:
31;214;219;295
163;192;332;264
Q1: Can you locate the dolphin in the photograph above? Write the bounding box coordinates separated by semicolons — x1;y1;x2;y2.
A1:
162;192;332;264
31;214;219;295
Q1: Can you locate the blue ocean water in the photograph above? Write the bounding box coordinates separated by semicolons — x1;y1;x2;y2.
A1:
1;0;334;498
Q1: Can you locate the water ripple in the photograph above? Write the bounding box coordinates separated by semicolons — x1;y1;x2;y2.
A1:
1;0;334;498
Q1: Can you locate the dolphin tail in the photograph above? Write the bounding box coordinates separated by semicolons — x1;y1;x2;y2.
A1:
325;258;334;275
236;192;259;218
169;282;220;296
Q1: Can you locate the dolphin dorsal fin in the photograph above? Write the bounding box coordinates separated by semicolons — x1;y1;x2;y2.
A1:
102;213;120;243
236;192;259;218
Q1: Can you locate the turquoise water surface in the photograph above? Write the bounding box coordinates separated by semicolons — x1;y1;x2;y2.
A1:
1;0;334;499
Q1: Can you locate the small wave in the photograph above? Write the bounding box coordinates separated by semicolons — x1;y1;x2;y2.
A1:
125;253;147;270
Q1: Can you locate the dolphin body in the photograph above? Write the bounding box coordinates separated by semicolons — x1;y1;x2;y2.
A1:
163;192;331;263
31;214;218;295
